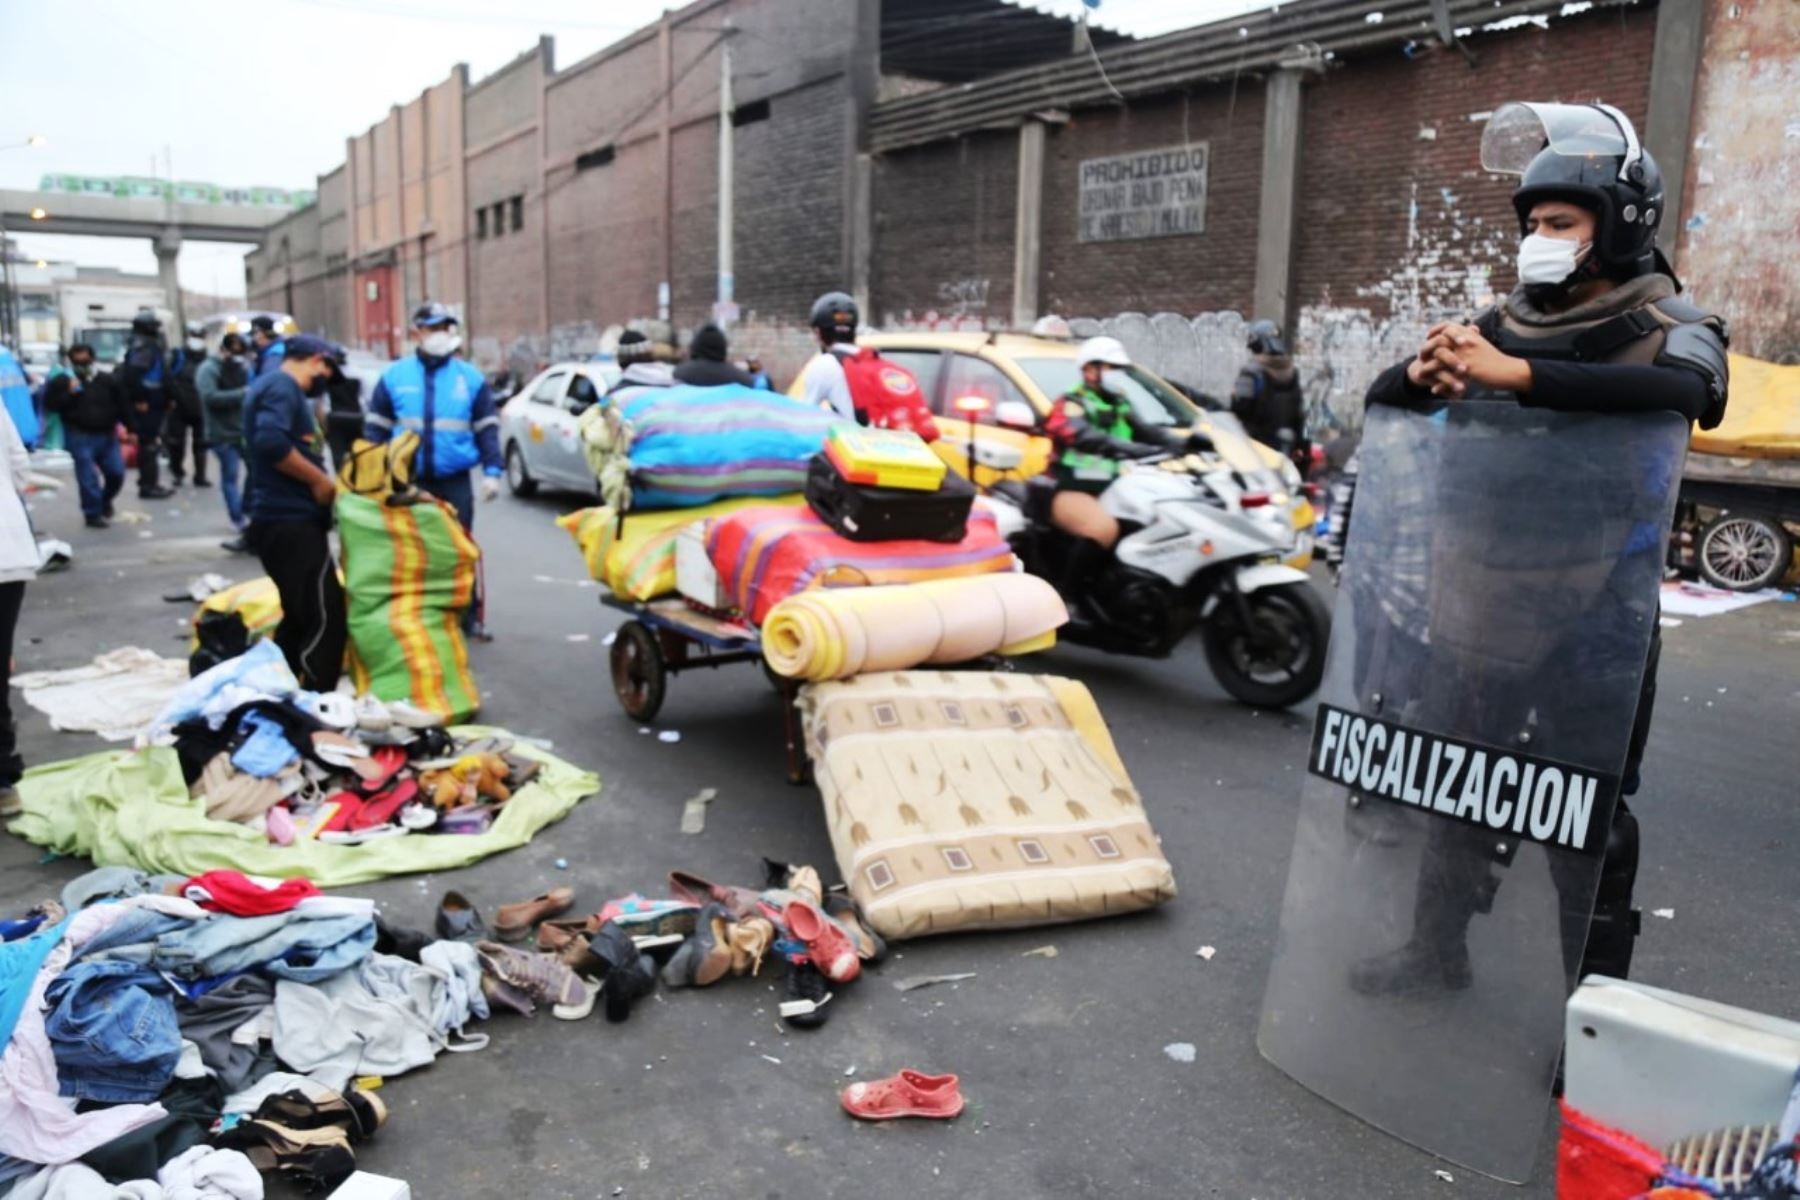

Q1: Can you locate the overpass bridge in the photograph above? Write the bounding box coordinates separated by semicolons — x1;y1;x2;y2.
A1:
1;188;289;330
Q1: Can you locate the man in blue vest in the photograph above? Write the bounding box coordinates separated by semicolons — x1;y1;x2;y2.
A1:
365;302;502;638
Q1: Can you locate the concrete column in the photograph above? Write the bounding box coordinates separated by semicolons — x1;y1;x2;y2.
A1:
849;155;874;318
842;0;880;290
1645;0;1707;270
658;15;673;322
1011;119;1047;330
1253;68;1306;327
154;228;184;332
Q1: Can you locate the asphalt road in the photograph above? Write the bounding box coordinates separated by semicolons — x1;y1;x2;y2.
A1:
4;469;1797;1200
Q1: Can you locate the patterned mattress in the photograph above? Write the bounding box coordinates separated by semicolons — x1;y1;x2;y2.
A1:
803;670;1177;941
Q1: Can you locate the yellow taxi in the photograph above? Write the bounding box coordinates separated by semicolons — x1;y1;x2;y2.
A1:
797;331;1317;567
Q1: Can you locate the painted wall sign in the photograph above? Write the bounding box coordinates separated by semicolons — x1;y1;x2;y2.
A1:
1077;143;1209;243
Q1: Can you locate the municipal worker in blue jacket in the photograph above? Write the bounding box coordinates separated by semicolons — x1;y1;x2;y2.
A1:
365;302;502;637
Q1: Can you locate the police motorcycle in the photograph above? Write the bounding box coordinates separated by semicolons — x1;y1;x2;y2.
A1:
1258;99;1703;1185
973;400;1330;710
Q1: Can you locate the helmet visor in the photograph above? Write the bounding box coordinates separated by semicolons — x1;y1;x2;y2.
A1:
1480;102;1632;176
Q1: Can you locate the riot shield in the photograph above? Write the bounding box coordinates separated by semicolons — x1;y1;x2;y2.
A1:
1257;399;1688;1182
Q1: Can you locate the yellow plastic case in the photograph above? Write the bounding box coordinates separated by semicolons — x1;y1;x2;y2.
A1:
824;427;947;492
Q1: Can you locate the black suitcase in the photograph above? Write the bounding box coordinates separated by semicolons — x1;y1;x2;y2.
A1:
805;453;975;543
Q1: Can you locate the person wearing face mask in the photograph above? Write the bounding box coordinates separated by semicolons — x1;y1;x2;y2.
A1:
366;302;502;638
249;315;287;379
43;343;131;528
162;321;211;489
199;332;252;549
1344;102;1728;999
242;335;346;689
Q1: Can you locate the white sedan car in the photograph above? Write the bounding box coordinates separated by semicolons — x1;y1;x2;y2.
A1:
499;361;619;497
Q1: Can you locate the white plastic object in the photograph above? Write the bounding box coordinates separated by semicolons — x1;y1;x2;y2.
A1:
328;1172;412;1199
1564;975;1800;1148
675;524;731;611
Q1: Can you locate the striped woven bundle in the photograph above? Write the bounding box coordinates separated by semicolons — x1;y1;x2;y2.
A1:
338;491;481;721
705;502;1016;627
613;383;841;510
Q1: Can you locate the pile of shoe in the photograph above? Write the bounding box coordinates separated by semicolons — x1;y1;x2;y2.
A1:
174;693;541;846
434;858;884;1031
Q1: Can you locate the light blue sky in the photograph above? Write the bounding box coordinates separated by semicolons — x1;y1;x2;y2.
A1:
2;0;1256;294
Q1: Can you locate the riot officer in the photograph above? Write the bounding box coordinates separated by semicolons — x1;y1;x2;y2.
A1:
1347;102;1729;995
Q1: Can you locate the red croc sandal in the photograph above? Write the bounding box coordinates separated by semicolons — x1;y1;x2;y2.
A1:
784;899;860;984
840;1070;965;1121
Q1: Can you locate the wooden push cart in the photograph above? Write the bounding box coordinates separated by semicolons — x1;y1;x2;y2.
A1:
601;594;810;784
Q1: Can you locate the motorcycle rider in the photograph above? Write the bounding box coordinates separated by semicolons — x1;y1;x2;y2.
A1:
1347;101;1728;997
1231;320;1308;473
163;321;211;488
115;310;176;499
1042;336;1201;595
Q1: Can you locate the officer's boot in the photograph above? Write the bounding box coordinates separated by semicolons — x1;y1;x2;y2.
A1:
1570;807;1640;983
1350;850;1492;995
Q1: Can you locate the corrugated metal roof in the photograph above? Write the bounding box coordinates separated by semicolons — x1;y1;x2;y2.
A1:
882;0;1134;84
870;0;1634;153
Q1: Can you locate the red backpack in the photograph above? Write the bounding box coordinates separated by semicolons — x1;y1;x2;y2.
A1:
839;347;940;443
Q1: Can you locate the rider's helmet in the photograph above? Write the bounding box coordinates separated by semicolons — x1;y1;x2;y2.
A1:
809;291;858;344
1482;101;1665;280
1075;336;1131;369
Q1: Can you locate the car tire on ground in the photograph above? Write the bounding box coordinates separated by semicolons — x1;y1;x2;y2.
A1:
505;443;538;498
1698;511;1792;592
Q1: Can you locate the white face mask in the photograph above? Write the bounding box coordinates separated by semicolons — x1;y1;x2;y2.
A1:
1517;233;1591;287
421;331;461;358
185;337;205;352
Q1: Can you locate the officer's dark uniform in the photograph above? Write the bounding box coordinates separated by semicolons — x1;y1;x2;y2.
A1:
1347;105;1729;993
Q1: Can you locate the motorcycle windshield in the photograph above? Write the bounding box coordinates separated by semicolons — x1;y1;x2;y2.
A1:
1191;409;1271;476
1257;400;1688;1182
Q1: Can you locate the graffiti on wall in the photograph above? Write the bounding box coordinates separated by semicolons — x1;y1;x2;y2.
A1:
1677;0;1800;362
1068;179;1512;434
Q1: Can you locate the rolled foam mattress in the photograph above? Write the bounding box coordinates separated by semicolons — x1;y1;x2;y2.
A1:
762;574;1067;681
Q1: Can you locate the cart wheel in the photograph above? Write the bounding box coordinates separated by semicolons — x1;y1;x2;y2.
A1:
1699;512;1792;592
610;620;667;721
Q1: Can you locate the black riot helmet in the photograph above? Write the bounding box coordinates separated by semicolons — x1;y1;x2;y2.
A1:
1481;101;1665;280
131;308;162;336
809;291;858;344
1246;319;1288;357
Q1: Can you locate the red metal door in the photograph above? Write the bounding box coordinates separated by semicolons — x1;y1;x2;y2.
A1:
357;267;397;357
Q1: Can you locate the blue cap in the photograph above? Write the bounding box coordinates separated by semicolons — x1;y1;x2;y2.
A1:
412;302;457;329
283;334;334;362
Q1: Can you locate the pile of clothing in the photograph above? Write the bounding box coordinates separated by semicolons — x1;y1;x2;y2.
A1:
0;868;486;1195
158;641;539;847
0;858;885;1195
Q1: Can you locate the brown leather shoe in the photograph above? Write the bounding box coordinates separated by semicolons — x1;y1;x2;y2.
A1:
535;915;600;954
494;887;575;942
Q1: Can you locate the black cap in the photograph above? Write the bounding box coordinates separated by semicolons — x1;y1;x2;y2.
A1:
412;301;457;329
283;334;334;362
249;315;277;334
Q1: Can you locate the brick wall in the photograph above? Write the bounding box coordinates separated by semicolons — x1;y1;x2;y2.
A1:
671;119;720;330
1041;88;1267;318
1676;0;1799;360
732;77;849;326
1292;7;1656;326
872;130;1018;328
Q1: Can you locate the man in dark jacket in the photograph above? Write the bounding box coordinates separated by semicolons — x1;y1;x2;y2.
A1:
243;335;344;689
673;324;756;388
163;321;211;488
115;310;175;499
1231;320;1309;471
44;344;131;528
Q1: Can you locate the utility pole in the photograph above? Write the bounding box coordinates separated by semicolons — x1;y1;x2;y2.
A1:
715;24;736;330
